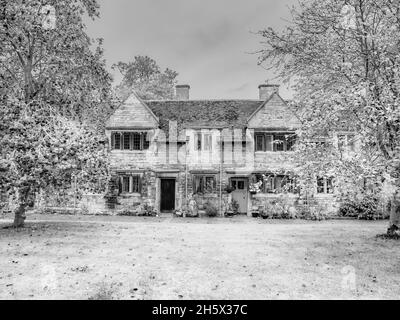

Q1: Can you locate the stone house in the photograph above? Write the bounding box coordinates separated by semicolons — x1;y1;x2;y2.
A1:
105;84;351;216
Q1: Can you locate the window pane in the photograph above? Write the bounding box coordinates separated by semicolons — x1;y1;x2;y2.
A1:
326;178;334;194
274;135;285;152
275;176;283;193
265;176;274;193
143;133;150;150
122;176;130;193
205;177;215;193
122;133;130;150
194;176;204;193
132;176;140;193
133;133;141;150
238;181;245;190
347;135;355;151
204;134;212;151
265;135;273;151
338;135;346;150
114;133;121;150
287;135;296;151
317;177;325;193
231;180;237;190
195;133;202;151
255;134;265;151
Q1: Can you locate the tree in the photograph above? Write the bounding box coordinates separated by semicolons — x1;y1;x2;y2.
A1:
258;0;400;235
0;0;115;227
113;55;179;100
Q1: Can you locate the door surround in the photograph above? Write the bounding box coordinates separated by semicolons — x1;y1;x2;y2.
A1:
230;177;249;214
155;172;179;213
160;178;176;212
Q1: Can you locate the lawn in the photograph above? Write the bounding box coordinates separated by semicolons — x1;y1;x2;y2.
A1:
0;214;399;300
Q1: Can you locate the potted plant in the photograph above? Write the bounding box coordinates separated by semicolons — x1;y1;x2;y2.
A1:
225;200;240;217
224;185;235;194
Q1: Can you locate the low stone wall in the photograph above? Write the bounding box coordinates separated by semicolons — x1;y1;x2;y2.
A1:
80;194;108;215
250;193;339;217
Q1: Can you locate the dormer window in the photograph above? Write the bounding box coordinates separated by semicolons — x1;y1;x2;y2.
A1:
111;132;150;151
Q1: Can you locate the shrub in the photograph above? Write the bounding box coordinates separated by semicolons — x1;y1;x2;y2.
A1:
232;200;240;214
339;195;383;220
204;202;218;217
261;198;292;219
298;205;328;221
117;209;138;216
140;203;158;217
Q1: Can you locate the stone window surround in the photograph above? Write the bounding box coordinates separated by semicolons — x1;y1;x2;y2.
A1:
111;131;150;151
337;133;356;152
117;172;144;195
194;132;213;151
254;131;296;152
193;174;217;194
253;173;299;194
316;176;334;194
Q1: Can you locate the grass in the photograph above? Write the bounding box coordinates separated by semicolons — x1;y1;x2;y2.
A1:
0;214;399;300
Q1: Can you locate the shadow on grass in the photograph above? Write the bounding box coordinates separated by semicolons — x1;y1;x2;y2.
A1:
376;234;400;240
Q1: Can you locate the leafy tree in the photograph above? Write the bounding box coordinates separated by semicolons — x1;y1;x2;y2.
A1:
0;0;114;227
113;55;179;100
258;0;400;235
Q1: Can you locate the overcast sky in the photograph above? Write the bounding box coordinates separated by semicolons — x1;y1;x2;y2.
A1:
85;0;297;100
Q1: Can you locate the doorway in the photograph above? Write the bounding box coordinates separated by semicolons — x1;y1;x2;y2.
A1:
160;179;176;212
230;178;248;214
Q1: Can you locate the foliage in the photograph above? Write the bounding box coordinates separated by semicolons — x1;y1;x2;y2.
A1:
339;195;388;220
113;55;179;100
224;185;235;194
260;198;293;219
0;0;115;226
225;199;240;217
258;0;400;229
204;201;218;217
230;199;240;215
298;205;329;221
117;209;138;217
249;181;263;194
138;202;158;217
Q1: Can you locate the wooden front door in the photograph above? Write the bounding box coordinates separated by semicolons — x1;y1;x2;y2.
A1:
160;179;176;212
231;178;248;214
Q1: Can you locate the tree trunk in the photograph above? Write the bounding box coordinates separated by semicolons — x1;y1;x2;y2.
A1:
387;189;400;236
13;204;27;228
13;186;30;228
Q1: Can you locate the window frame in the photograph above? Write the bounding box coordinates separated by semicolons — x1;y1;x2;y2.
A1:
194;132;213;151
338;133;356;152
317;177;334;194
193;174;216;194
254;174;298;194
111;132;150;151
254;132;296;152
118;174;142;195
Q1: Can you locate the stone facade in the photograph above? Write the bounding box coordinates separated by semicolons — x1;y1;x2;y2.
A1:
104;87;340;217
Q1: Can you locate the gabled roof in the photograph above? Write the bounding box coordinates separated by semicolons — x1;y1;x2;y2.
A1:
106;91;159;129
247;92;289;123
145;99;264;132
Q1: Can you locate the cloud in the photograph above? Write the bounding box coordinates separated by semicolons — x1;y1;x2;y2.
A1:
228;83;251;93
85;0;297;99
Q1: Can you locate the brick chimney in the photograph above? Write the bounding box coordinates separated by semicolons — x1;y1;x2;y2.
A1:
175;84;190;100
258;84;279;101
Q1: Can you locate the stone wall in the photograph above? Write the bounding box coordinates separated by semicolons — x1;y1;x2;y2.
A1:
80;194;108;214
248;94;301;130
